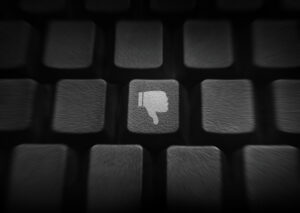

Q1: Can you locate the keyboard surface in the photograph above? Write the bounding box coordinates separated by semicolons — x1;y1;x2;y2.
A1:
0;1;300;213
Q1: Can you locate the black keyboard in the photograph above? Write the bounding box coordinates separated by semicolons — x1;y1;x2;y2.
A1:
0;0;300;213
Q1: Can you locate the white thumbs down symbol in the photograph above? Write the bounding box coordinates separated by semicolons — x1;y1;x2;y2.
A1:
138;91;169;125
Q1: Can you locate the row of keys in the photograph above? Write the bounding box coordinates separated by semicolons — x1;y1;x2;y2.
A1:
0;79;299;144
3;0;299;14
0;20;299;79
2;144;300;212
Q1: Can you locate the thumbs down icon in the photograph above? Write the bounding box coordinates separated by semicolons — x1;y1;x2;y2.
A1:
138;91;169;125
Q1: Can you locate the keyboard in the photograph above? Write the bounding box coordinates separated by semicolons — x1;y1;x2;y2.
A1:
0;0;300;213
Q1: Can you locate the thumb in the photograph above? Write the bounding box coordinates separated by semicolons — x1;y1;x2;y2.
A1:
148;110;159;125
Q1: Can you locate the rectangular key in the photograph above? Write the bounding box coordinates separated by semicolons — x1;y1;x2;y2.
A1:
271;80;300;142
52;79;114;141
87;145;143;213
150;0;196;13
282;0;300;10
85;0;130;13
0;79;37;136
242;146;300;212
115;21;163;70
125;79;187;146
193;80;256;144
253;20;300;68
7;144;68;213
167;146;223;212
218;0;263;11
43;21;96;77
19;0;66;13
184;20;233;71
0;21;33;73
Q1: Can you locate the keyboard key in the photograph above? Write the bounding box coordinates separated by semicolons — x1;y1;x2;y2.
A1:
19;0;66;13
85;0;130;13
243;145;300;212
52;79;112;139
201;80;255;134
7;144;68;213
0;79;37;132
282;0;300;10
115;21;163;69
128;80;178;133
184;20;233;69
87;145;143;213
126;80;186;146
253;20;300;68
272;80;300;134
167;146;222;212
0;21;33;70
43;21;96;72
218;0;263;11
150;0;196;13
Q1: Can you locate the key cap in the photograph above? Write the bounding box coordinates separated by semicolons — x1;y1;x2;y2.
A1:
52;79;113;141
272;80;300;135
282;0;300;10
242;145;300;212
85;0;130;13
193;80;255;144
167;146;223;212
125;79;187;146
253;20;300;68
184;20;233;69
115;21;163;69
19;0;66;13
43;21;96;76
218;0;263;11
150;0;196;13
87;145;143;213
0;21;33;72
7;144;68;213
0;79;37;133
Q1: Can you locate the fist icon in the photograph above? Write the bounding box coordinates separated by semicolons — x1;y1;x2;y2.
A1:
138;91;169;125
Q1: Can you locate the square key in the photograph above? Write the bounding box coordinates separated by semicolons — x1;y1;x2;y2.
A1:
53;79;107;134
43;21;96;70
0;21;32;70
128;80;179;134
202;80;255;134
115;21;163;69
253;20;300;68
272;80;300;134
184;20;233;69
0;79;37;131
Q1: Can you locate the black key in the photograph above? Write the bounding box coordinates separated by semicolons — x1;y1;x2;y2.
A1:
282;0;300;10
125;79;187;146
167;146;223;212
87;145;143;213
114;21;163;70
253;20;300;68
7;144;68;213
150;0;196;13
184;20;233;69
43;21;96;76
52;79;113;141
19;0;66;13
0;79;37;133
0;21;33;72
272;80;300;135
218;0;263;11
242;145;300;212
85;0;130;13
193;80;255;144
